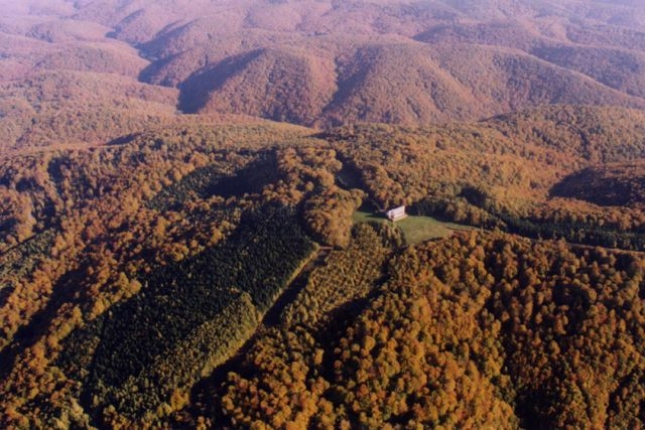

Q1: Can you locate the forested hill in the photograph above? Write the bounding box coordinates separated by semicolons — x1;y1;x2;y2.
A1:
4;0;645;150
2;105;645;427
214;231;645;429
4;0;645;428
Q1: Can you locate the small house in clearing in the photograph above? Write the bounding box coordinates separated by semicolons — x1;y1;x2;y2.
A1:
386;205;407;222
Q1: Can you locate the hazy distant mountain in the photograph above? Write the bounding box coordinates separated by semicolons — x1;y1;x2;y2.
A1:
3;0;645;144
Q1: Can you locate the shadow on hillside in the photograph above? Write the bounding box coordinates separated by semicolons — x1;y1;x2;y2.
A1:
175;50;263;114
0;266;88;381
107;133;140;146
550;168;631;207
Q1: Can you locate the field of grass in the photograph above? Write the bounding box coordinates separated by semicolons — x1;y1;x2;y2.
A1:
353;210;469;244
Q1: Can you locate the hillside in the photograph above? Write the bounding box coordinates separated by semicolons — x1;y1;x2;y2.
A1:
552;161;645;208
0;71;178;150
136;0;645;127
210;231;645;429
4;1;645;429
3;0;645;143
2;106;645;427
178;47;337;125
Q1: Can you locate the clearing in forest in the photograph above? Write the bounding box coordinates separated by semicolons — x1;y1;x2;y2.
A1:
353;209;469;244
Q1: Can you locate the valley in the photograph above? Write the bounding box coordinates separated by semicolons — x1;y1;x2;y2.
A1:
4;0;645;150
2;0;645;428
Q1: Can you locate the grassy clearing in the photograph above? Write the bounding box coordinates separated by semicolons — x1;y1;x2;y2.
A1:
353;210;470;245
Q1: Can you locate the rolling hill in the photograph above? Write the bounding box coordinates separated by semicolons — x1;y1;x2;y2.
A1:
2;105;645;427
4;1;645;429
3;0;645;142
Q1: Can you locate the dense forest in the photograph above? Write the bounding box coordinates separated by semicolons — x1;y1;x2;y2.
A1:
1;105;645;427
207;231;645;429
4;0;645;428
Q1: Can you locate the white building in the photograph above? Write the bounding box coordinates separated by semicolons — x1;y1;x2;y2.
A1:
386;206;407;222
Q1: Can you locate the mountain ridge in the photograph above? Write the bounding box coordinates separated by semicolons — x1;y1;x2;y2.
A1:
3;0;645;145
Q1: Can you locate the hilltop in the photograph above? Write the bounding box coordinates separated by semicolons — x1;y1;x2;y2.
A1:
2;106;645;427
